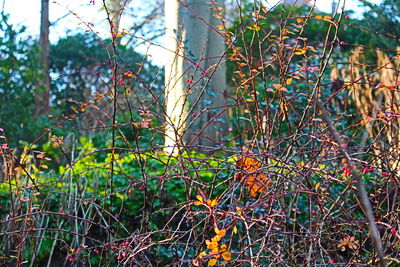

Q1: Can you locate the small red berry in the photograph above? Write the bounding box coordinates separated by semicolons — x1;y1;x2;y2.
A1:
330;258;335;263
362;167;369;174
345;15;349;19
94;249;100;254
192;113;197;117
382;172;389;177
340;41;345;46
117;78;125;86
104;243;110;247
369;166;375;171
391;228;397;235
68;257;74;262
117;255;123;261
110;23;114;29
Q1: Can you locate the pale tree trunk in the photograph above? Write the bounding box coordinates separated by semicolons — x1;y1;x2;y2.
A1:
35;0;50;115
107;0;127;36
164;0;228;153
164;0;187;154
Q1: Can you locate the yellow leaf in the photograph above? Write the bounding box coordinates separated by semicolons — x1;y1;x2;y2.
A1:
294;48;306;55
210;199;218;207
208;258;218;266
286;78;293;85
53;142;60;148
212;236;220;243
233;225;237;234
315;15;322;20
236;206;242;215
221;251;232;261
315;182;320;191
194;201;202;206
196;195;203;202
220;244;227;252
214;227;220;235
247;24;261;31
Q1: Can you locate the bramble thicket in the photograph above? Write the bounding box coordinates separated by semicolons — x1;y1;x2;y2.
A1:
0;0;399;266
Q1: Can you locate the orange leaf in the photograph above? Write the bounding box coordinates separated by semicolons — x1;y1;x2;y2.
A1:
236;148;270;197
273;84;288;91
208;258;217;266
221;251;232;261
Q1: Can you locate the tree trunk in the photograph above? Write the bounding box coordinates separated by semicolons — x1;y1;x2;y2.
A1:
187;0;229;148
164;0;187;154
35;0;50;115
164;0;228;153
107;0;129;40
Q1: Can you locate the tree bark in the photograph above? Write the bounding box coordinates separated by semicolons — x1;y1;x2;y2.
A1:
164;0;228;153
35;0;50;116
164;0;187;154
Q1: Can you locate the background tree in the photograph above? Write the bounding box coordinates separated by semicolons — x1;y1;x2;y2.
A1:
35;0;50;115
164;0;229;153
0;12;41;145
50;33;163;137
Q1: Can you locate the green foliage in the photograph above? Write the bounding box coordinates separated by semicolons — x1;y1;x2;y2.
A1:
50;33;163;116
0;12;41;145
358;0;400;52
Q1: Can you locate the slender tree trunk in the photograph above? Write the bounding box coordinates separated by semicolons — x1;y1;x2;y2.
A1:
164;0;187;154
164;0;228;153
186;0;228;148
35;0;50;115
